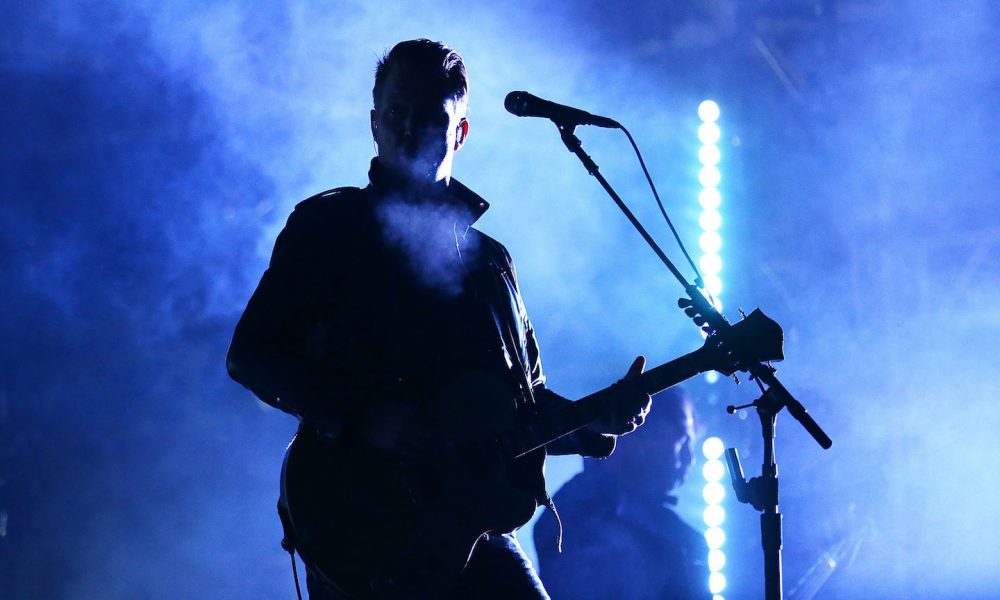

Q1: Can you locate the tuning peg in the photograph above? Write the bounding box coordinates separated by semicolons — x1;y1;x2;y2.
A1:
684;307;698;318
678;298;693;309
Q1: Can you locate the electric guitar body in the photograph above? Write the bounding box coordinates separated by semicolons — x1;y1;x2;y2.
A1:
282;372;545;599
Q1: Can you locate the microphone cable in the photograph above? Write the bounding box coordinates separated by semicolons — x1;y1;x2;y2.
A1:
617;124;719;308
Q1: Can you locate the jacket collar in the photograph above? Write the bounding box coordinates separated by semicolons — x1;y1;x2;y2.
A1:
366;158;490;231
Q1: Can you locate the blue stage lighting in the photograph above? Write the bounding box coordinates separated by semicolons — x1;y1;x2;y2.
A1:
709;572;727;594
702;458;725;482
699;165;722;188
705;526;727;550
703;482;726;505
703;504;725;528
698;122;721;145
699;231;722;254
708;549;727;572
698;100;720;122
702;437;725;460
699;253;722;276
699;188;721;210
699;144;721;166
699;209;722;232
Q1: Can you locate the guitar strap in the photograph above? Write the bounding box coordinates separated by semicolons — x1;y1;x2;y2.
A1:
473;230;566;551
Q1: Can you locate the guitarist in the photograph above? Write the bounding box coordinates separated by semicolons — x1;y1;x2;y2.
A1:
228;39;654;599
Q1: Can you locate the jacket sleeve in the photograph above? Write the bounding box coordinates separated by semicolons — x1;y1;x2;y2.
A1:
505;251;617;458
226;198;358;436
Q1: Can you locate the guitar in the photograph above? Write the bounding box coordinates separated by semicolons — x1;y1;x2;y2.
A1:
281;309;783;598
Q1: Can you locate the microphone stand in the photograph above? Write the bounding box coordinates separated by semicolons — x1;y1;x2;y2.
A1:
554;123;832;600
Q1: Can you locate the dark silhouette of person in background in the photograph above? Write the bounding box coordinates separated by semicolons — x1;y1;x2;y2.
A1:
534;387;712;599
227;39;653;599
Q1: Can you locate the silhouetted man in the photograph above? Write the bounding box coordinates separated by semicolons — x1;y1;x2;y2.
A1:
534;388;712;599
227;39;652;599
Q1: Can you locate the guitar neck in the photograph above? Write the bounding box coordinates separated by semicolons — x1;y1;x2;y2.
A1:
505;348;709;457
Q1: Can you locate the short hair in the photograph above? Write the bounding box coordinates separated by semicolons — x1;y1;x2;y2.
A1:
373;39;468;106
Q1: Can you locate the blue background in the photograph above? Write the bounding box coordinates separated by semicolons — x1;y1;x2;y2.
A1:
3;1;998;598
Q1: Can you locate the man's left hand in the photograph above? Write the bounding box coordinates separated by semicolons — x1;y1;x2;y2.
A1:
588;355;652;436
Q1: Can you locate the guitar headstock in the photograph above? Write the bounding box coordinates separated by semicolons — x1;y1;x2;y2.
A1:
680;296;785;376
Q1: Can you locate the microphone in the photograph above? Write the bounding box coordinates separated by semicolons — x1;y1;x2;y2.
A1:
504;91;620;129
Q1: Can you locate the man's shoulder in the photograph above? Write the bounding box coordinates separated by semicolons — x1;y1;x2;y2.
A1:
292;185;368;215
468;228;513;267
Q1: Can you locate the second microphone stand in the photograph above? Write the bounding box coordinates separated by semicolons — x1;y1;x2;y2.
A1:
726;389;785;600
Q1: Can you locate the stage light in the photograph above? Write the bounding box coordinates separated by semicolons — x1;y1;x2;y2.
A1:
699;253;722;276
699;209;721;231
705;526;726;550
698;100;720;122
703;504;725;528
696;100;724;386
708;549;727;572
699;188;721;210
702;459;725;482
703;274;723;297
703;481;726;505
698;122;721;145
702;436;725;460
699;144;721;166
702;431;728;595
709;572;727;594
699;231;722;253
699;165;721;188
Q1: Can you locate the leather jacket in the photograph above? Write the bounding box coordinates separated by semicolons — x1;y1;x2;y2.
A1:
227;159;613;457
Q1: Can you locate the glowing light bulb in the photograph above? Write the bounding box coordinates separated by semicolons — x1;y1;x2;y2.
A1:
698;100;720;122
699;165;721;188
703;482;726;505
705;526;726;550
699;209;721;232
703;274;723;296
698;122;721;145
709;549;727;572
702;437;725;460
709;572;727;594
699;231;722;254
699;253;722;276
703;504;726;528
699;188;721;210
702;459;725;483
698;144;721;166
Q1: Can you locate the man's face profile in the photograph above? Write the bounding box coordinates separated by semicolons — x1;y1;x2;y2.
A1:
372;65;468;184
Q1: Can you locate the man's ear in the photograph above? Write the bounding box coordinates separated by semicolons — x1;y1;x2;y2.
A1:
454;118;469;151
370;109;377;139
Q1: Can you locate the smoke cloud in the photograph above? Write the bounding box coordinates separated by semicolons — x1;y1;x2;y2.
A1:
3;1;997;598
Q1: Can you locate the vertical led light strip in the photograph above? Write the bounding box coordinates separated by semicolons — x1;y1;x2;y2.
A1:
697;100;724;385
702;436;728;599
